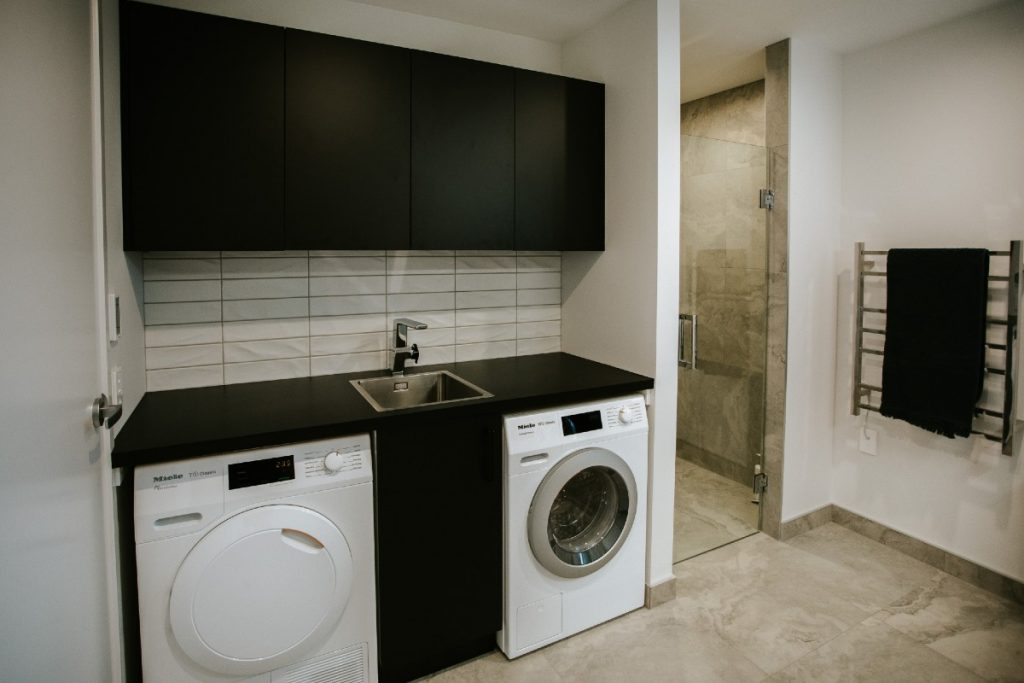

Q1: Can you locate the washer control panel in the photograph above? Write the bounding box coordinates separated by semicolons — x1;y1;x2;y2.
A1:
135;434;371;543
505;395;647;454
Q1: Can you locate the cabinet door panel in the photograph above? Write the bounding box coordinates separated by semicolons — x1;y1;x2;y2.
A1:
286;31;410;249
375;413;502;682
411;53;514;250
515;71;604;251
122;2;284;250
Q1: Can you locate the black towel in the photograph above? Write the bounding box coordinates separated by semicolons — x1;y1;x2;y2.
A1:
879;248;989;438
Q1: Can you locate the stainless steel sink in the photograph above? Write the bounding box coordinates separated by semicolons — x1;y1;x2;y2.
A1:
350;370;493;412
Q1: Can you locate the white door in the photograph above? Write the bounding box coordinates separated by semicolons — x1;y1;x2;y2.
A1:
0;1;116;680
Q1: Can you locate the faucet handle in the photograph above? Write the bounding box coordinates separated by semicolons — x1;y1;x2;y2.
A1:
410;343;420;363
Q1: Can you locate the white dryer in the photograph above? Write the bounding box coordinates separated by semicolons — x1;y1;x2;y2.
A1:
134;435;378;683
499;396;648;659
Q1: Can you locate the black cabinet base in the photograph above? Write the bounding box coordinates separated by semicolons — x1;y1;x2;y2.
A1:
379;636;497;683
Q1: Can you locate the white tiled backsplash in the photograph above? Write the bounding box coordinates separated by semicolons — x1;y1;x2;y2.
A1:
142;250;562;391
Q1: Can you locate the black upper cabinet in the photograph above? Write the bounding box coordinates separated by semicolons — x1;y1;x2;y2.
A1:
411;52;515;250
516;70;605;251
121;2;285;250
285;31;410;249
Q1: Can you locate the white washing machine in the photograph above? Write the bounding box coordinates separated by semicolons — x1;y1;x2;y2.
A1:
499;395;648;659
134;434;378;683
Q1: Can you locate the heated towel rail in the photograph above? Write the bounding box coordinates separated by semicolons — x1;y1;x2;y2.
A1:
851;241;1022;455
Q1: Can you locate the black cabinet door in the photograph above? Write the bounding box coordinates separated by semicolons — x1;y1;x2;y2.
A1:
286;31;410;249
121;2;285;250
411;52;514;250
375;412;502;682
515;70;605;251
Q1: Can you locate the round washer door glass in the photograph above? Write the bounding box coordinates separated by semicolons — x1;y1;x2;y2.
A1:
169;504;353;677
528;448;637;579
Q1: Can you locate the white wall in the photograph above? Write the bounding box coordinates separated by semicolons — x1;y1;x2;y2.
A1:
782;39;843;521
834;1;1024;581
140;0;562;73
562;0;680;589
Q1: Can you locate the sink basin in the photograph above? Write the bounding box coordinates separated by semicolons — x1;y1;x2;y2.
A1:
350;370;493;412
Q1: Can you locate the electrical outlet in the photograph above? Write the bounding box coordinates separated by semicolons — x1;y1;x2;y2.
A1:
859;427;878;455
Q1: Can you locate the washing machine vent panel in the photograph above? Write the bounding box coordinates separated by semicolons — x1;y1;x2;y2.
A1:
272;644;367;683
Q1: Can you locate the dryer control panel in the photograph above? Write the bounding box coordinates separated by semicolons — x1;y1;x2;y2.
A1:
505;395;647;455
135;434;371;543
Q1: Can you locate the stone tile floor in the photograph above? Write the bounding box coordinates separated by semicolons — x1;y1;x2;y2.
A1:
426;524;1024;682
675;457;759;562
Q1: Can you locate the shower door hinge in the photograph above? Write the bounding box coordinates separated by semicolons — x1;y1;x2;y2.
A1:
759;188;775;210
752;457;767;505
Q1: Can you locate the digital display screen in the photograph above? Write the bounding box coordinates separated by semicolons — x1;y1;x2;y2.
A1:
228;455;294;490
561;410;602;436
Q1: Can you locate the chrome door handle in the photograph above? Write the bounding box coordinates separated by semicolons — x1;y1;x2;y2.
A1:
678;313;698;369
92;393;123;429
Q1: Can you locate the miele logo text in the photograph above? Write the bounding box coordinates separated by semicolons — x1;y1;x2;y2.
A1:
153;474;183;483
517;423;536;430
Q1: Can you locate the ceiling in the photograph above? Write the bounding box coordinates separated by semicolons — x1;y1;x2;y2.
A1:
349;0;1005;102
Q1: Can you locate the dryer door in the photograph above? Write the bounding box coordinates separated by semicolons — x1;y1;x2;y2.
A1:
169;504;353;677
527;448;638;579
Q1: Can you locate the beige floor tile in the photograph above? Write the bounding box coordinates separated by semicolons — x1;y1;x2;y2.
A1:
539;603;767;683
675;458;759;562
770;614;984;683
884;573;1024;682
424;650;563;683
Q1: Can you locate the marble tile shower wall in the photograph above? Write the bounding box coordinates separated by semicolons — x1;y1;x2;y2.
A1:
142;251;562;391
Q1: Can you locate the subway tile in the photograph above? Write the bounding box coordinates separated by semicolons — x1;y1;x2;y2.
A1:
224;358;310;385
516;305;561;323
455;323;516;344
144;301;221;325
456;307;518;326
308;250;385;257
143;258;220;281
517;336;560;356
515;251;560;256
456;290;516;309
407;327;456;348
418;345;455;365
308;276;386;296
221;257;307;279
516;271;561;290
387;250;454;257
147;365;223;392
387;310;455;329
457;273;516;291
517;320;561;339
516;255;560;272
388;292;454;312
310;351;385;376
455;340;516;362
310;313;387;336
310;332;388;356
455;250;516;257
145;322;223;348
386;274;454;294
222;278;308;300
220;250;307;258
144;280;221;303
386;255;454;274
223;338;309;363
517;288;560;306
309;256;386;277
455;255;516;273
223;317;309;342
222;297;309;322
146;343;222;370
310;295;386;316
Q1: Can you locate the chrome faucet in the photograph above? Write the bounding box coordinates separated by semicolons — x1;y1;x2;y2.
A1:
392;318;427;375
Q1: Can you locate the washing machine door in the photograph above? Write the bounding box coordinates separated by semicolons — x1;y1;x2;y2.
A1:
527;447;638;579
169;504;353;677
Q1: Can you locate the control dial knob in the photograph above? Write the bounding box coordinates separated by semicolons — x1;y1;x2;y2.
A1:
618;407;633;424
323;450;345;473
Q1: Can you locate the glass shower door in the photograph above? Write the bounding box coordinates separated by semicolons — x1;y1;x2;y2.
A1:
674;134;768;563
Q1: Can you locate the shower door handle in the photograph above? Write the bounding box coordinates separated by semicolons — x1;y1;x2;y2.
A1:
678;313;698;369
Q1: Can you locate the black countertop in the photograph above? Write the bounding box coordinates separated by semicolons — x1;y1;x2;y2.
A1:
112;352;653;467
